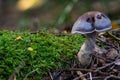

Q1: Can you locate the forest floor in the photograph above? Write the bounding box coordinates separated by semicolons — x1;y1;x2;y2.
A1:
48;28;120;80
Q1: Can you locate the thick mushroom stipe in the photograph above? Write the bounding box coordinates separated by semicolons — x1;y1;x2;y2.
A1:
78;32;96;67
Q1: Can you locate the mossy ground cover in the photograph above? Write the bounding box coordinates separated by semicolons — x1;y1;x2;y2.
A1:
0;30;84;80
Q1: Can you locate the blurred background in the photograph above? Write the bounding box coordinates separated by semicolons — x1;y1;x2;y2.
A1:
0;0;120;33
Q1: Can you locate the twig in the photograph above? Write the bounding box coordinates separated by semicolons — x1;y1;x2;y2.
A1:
96;37;120;51
92;53;106;61
108;31;120;41
95;59;120;72
87;76;104;80
24;69;38;80
49;71;53;80
53;69;64;80
73;73;89;80
104;75;120;80
68;68;94;72
89;72;92;80
96;71;110;75
65;68;110;75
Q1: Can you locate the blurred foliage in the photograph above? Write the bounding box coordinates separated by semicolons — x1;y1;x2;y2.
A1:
1;0;120;31
0;30;84;80
17;0;45;11
56;0;78;26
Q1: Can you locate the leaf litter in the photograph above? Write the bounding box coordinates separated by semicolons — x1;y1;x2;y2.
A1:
49;28;120;80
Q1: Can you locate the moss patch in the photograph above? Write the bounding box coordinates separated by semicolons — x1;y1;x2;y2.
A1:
0;30;84;80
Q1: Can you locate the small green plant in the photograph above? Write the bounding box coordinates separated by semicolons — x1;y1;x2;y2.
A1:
0;30;84;80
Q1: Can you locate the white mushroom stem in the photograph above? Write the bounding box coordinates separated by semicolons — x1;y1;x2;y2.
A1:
78;32;96;67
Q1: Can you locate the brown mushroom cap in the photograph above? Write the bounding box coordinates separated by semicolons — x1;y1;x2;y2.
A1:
71;11;112;34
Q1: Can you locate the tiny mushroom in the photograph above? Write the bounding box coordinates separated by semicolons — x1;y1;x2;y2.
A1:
71;11;112;67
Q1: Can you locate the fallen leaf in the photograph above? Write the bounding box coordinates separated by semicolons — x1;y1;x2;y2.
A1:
15;36;23;41
27;47;33;51
106;48;119;60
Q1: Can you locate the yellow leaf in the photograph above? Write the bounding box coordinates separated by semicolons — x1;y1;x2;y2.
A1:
15;36;23;40
27;47;34;51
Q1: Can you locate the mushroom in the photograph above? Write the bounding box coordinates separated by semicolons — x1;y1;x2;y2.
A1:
71;11;112;67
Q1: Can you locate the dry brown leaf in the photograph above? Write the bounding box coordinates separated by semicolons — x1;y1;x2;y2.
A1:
106;48;119;60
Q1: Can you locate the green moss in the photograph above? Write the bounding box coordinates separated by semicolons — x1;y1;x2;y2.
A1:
0;30;84;80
